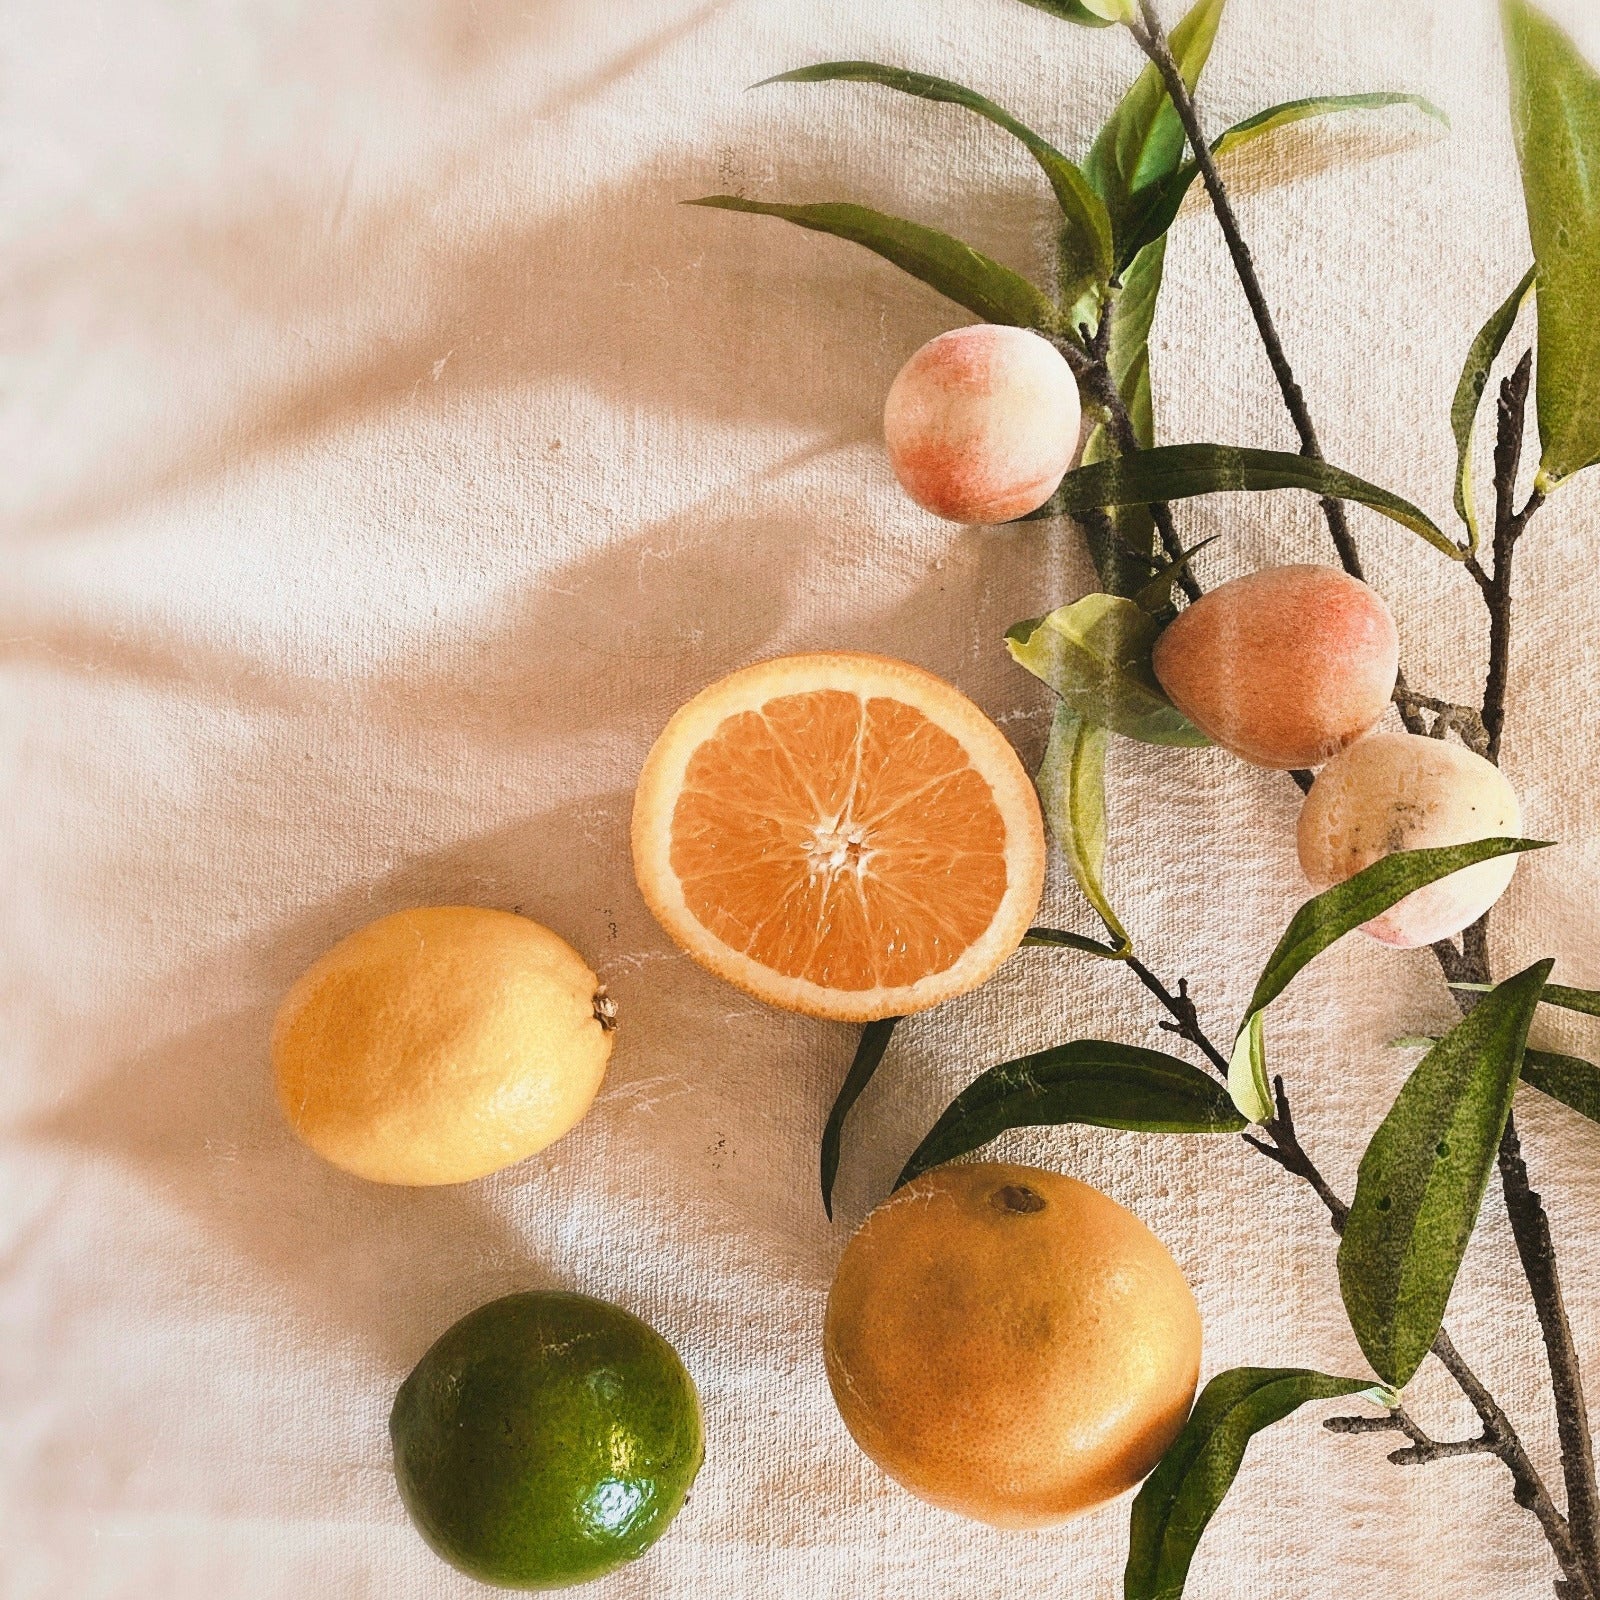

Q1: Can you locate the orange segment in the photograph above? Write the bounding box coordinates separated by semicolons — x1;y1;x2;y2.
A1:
632;653;1046;1021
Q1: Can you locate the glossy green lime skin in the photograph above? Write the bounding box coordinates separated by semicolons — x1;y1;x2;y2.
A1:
390;1291;704;1590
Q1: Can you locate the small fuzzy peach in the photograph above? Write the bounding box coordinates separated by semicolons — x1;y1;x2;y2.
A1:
883;325;1082;524
1297;732;1522;948
1151;565;1399;769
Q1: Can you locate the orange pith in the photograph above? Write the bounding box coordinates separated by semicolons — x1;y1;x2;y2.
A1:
631;653;1046;1022
671;689;1007;992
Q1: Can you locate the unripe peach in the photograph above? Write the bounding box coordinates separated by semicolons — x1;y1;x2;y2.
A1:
884;325;1082;524
1297;732;1522;948
1151;565;1399;769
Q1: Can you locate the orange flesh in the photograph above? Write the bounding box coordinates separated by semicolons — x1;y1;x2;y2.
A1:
668;689;1009;991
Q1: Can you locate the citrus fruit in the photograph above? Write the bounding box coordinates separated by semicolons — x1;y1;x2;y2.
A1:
272;906;615;1186
391;1291;703;1589
630;653;1046;1022
824;1161;1201;1527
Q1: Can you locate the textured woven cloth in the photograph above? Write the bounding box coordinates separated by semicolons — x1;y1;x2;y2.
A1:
6;0;1600;1595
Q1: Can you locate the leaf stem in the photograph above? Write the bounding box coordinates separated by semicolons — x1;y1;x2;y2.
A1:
1479;350;1544;762
1127;2;1365;583
1058;313;1200;601
1324;1408;1496;1466
1124;958;1228;1072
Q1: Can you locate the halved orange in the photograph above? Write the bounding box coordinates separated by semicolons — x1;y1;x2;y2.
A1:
631;653;1046;1021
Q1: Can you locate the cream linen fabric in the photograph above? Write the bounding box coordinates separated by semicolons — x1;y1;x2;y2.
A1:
6;0;1600;1595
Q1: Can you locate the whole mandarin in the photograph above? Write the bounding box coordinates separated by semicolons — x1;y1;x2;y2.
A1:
824;1161;1200;1527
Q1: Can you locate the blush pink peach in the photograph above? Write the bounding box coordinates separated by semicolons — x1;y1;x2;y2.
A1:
1151;565;1399;769
1297;732;1522;947
883;325;1082;524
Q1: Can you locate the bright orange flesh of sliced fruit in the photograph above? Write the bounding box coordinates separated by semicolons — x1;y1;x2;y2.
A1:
632;653;1046;1021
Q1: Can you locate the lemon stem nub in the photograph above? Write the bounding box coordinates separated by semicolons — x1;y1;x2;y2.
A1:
593;987;619;1032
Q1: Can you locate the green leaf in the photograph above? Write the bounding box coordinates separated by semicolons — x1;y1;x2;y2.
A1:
1227;1009;1271;1125
897;1040;1245;1187
1021;926;1129;957
1078;238;1169;593
1031;443;1461;557
1122;93;1448;269
1503;0;1600;485
1073;0;1225;580
1452;267;1537;553
1452;978;1600;1017
820;1017;900;1221
1006;594;1210;747
758;64;1114;307
1036;703;1132;953
1239;839;1549;1029
1125;1367;1382;1600
1014;0;1131;25
1084;0;1228;262
1134;535;1219;613
1523;1048;1600;1124
687;197;1060;332
1338;959;1552;1387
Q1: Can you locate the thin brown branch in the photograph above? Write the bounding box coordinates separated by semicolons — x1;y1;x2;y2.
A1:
1325;1409;1496;1466
1124;959;1228;1073
1429;347;1600;1581
1120;948;1585;1592
1068;316;1199;600
1501;1111;1600;1577
1259;1074;1349;1230
1480;351;1543;762
1433;1326;1588;1592
1127;2;1364;583
1392;688;1490;756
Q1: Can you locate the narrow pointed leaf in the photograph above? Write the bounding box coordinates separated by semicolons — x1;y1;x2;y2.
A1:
1032;444;1460;556
1338;959;1552;1386
1122;94;1447;268
1037;703;1132;952
1007;594;1209;747
1078;237;1169;593
1021;926;1128;957
1452;267;1537;553
1014;0;1121;24
820;1017;900;1220
757;63;1114;306
1452;978;1600;1017
1503;0;1600;485
1125;1367;1381;1600
1523;1048;1600;1124
688;197;1060;332
1074;0;1223;584
1135;535;1220;612
1241;839;1550;1027
897;1040;1244;1187
1084;0;1227;261
1227;1009;1271;1125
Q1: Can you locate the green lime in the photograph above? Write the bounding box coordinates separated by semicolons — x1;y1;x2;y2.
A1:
390;1291;704;1590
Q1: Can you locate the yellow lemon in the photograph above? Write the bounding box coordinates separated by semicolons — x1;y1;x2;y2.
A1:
272;906;615;1185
